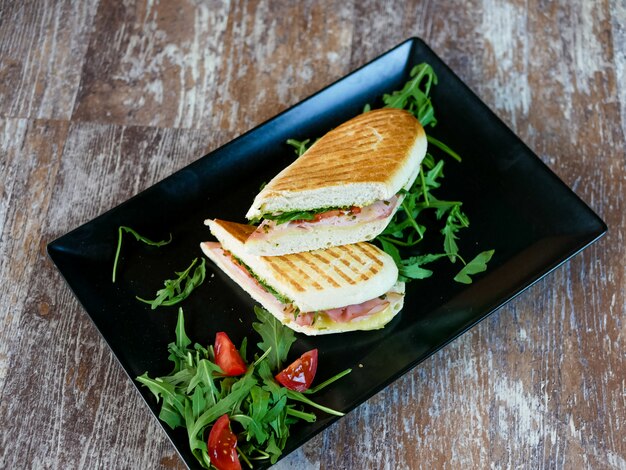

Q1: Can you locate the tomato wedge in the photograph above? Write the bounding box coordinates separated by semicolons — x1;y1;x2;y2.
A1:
311;206;361;222
208;414;241;470
214;332;247;376
275;349;318;392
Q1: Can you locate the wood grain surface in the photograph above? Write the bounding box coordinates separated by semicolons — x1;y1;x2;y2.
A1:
1;1;624;469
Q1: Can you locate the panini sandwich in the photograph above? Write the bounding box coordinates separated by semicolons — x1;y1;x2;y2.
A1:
201;219;405;335
245;108;427;255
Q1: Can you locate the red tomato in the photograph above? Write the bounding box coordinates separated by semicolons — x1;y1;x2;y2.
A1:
311;206;362;222
208;414;241;470
275;349;318;392
214;332;247;376
312;210;343;222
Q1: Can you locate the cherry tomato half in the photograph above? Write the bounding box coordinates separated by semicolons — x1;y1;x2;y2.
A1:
214;332;247;376
208;414;241;470
275;349;318;392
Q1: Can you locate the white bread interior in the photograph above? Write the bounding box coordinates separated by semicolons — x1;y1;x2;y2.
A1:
205;219;399;313
246;109;427;220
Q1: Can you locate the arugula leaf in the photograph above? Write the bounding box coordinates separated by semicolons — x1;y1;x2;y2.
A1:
441;205;469;263
136;258;206;309
285;389;345;417
398;253;449;282
262;210;317;225
252;306;296;372
383;63;438;126
159;401;184;430
265;434;283;464
304;368;353;394
262;210;316;225
453;250;495;284
286;138;311;157
175;307;191;351
427;135;462;162
135;374;185;415
378;238;402;265
112;226;172;283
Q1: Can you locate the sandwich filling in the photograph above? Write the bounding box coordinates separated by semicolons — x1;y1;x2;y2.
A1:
203;242;403;329
248;195;401;243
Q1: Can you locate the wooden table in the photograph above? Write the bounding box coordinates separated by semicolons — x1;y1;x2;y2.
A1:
1;1;624;468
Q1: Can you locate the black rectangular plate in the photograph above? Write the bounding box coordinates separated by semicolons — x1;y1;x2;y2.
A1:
48;38;607;469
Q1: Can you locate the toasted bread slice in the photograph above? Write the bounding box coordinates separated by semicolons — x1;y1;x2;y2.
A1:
246;108;427;220
204;219;399;313
201;240;405;335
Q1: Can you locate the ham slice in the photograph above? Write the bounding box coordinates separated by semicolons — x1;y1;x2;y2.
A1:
249;195;401;241
295;291;403;326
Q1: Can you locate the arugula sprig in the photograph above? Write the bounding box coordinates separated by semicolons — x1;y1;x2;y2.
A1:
380;157;492;283
136;258;206;309
112;226;172;283
137;307;350;468
454;250;495;284
283;62;494;284
383;63;438;126
286;138;311;157
376;63;493;284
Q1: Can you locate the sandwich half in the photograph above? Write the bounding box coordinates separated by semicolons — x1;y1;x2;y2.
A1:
244;108;427;255
201;219;405;335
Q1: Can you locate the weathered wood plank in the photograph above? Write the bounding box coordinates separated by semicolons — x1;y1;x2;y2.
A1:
0;118;68;395
211;0;354;133
72;0;355;132
72;0;232;129
0;0;100;120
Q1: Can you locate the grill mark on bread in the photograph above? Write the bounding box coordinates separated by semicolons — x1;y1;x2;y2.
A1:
311;129;380;149
215;220;254;243
271;146;414;182
265;258;307;292
271;166;401;189
260;109;422;194
268;154;404;185
354;243;384;267
280;256;323;290
325;248;360;284
299;137;413;161
336;111;406;130
337;245;364;265
292;253;341;288
296;153;408;175
288;144;412;174
310;252;355;285
308;137;413;155
336;245;381;278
